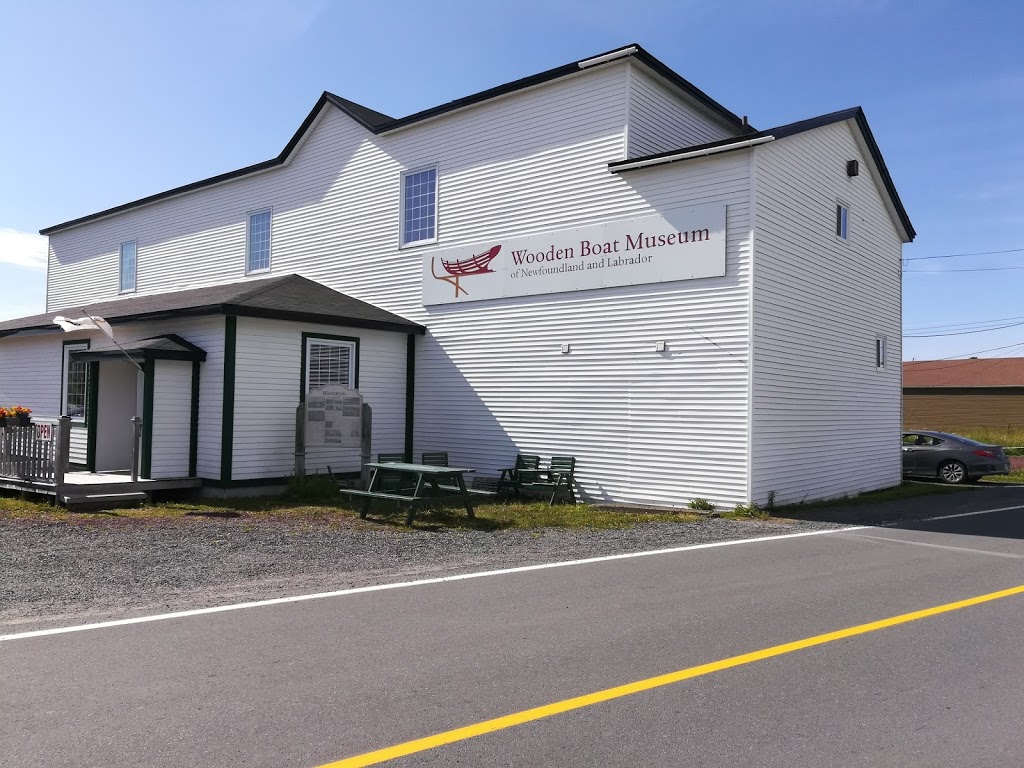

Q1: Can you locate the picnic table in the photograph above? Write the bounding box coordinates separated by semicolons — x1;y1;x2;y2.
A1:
341;461;478;526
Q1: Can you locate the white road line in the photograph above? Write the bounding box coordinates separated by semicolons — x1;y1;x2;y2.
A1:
842;532;1024;559
4;500;1022;643
908;504;1024;523
0;526;868;643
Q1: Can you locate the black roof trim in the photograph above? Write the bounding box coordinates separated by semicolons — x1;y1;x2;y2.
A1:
41;44;748;235
40;93;343;235
609;106;915;241
0;275;426;337
72;334;208;363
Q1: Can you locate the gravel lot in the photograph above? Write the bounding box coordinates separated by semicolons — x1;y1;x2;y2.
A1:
0;512;847;631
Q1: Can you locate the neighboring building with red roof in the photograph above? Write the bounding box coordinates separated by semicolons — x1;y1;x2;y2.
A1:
903;359;1024;429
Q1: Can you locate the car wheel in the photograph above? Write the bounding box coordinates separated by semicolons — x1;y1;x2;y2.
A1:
938;461;968;485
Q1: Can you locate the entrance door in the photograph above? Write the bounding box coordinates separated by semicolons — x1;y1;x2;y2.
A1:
94;360;140;471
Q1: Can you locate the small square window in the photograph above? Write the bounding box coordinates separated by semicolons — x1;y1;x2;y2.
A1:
401;167;437;246
306;338;356;393
876;337;886;369
247;209;272;273
836;204;849;240
119;240;137;293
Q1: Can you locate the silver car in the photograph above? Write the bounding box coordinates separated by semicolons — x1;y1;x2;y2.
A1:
901;431;1011;484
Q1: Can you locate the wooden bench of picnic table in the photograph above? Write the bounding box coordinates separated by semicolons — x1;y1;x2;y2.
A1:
336;461;478;526
497;455;577;505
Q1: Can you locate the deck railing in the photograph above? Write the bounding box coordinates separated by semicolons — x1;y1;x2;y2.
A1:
1;416;71;484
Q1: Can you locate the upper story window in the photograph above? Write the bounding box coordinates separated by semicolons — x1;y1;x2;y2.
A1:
836;203;849;240
247;209;272;273
876;336;886;369
119;240;137;293
62;342;89;421
401;167;437;246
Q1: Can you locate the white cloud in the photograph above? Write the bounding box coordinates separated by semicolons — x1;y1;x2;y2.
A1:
0;228;47;270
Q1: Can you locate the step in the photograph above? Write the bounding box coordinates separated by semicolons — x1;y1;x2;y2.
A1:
61;491;149;507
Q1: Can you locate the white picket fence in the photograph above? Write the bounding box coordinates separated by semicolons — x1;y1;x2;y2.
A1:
0;418;70;483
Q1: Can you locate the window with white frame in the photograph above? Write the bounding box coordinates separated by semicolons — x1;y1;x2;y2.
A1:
876;336;886;369
119;240;137;293
62;343;89;420
836;203;849;240
401;167;437;245
247;209;272;273
305;337;356;394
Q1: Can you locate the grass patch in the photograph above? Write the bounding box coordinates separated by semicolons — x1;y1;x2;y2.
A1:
981;469;1024;484
0;492;699;531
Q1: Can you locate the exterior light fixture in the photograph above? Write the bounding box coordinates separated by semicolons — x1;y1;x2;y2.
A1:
655;341;667;352
560;344;571;354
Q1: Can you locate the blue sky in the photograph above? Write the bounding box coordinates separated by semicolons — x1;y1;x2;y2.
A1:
1;0;1021;360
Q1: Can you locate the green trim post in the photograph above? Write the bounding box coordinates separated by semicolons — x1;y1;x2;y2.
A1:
299;332;360;400
405;334;415;462
189;360;200;477
85;361;99;472
220;316;237;483
141;360;155;479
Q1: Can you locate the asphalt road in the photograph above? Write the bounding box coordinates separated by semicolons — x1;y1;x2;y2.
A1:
3;489;1024;767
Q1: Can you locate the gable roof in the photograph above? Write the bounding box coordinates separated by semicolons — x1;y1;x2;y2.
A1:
0;275;425;338
40;44;749;236
609;107;915;243
903;358;1024;388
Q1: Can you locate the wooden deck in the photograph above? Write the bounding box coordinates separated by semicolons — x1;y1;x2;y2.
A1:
0;471;202;504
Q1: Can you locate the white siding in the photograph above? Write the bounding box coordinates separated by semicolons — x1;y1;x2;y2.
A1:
0;331;92;464
150;360;192;478
231;318;407;480
0;332;74;418
626;64;738;158
750;122;903;505
35;58;761;505
110;317;224;479
416;151;753;508
45;64;633;311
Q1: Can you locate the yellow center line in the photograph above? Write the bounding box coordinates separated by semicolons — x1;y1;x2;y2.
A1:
318;583;1024;768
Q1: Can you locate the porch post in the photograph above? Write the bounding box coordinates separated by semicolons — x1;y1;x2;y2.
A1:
130;416;143;482
55;416;72;486
294;403;306;477
360;403;372;490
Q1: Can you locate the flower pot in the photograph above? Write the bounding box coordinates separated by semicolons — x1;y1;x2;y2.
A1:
17;414;31;426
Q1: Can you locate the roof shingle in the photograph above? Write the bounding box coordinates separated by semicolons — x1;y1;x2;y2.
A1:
903;358;1024;388
0;275;424;337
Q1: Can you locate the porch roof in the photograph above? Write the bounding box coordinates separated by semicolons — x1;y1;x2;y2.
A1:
71;334;207;363
0;275;426;338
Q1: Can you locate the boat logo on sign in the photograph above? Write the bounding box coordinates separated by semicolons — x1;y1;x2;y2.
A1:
431;245;501;298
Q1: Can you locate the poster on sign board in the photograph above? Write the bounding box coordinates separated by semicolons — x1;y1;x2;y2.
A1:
306;386;362;447
422;203;726;306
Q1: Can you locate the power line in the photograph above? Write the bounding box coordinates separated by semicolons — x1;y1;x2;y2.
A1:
904;314;1024;332
903;247;1024;262
903;320;1024;338
904;266;1024;274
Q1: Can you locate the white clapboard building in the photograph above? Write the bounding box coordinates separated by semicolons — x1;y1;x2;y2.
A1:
0;44;913;507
